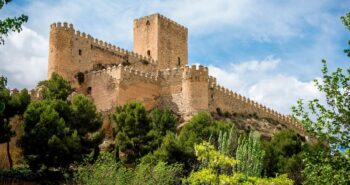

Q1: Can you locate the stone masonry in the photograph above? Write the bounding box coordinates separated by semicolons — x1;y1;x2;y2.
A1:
48;13;305;135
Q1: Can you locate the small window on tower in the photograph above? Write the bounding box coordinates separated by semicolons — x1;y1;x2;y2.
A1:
146;20;150;25
177;57;181;66
87;87;92;95
79;49;82;56
147;50;151;57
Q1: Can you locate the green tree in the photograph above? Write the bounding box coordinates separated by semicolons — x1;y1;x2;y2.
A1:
0;0;28;44
38;73;73;100
0;76;30;168
18;75;102;172
234;132;264;177
217;124;239;157
185;142;293;185
176;112;231;159
147;108;177;150
341;12;350;57
113;102;152;163
262;129;305;184
292;12;350;184
143;112;231;174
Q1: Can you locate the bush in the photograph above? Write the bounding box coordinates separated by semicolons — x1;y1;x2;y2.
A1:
75;152;183;185
262;129;305;184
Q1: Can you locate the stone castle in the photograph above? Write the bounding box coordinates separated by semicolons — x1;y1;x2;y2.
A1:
48;13;305;134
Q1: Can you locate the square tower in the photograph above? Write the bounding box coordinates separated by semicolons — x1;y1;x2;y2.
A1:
133;13;188;70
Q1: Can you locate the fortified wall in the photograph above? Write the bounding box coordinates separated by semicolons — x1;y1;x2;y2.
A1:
48;13;305;135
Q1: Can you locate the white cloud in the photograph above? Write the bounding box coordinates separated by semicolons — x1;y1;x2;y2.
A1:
209;57;323;114
0;27;48;89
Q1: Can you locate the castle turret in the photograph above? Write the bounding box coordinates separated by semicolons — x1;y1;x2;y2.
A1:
133;13;188;70
48;22;75;81
182;65;209;116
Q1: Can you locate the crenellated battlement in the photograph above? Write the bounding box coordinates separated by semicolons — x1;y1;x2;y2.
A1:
157;67;184;79
183;65;209;82
85;64;158;83
50;22;158;65
50;22;74;30
134;13;188;33
211;82;305;133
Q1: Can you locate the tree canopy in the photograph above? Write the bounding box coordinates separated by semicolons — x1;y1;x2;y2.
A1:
0;0;28;44
18;74;102;172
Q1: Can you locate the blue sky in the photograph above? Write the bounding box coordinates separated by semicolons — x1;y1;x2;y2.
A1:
0;0;349;114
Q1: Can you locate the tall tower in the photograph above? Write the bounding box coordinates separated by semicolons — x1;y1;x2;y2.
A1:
48;22;75;81
133;13;188;70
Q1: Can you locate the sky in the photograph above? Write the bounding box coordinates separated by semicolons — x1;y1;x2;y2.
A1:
0;0;349;114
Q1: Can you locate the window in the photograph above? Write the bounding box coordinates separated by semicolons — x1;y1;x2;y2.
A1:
146;20;150;25
177;57;181;66
79;49;82;56
87;87;92;95
147;50;151;57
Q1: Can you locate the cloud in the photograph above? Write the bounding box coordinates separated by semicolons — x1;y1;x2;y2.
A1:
209;57;323;114
0;27;48;89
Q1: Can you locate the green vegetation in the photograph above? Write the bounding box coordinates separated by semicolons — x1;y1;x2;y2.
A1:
18;73;103;172
185;142;293;185
0;72;347;184
0;0;28;44
234;132;264;177
291;12;350;185
0;76;30;168
113;102;177;164
75;152;182;185
262;129;305;184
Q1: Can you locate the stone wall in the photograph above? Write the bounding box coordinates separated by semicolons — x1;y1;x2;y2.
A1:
157;14;188;69
49;22;158;89
208;76;305;134
84;65;160;111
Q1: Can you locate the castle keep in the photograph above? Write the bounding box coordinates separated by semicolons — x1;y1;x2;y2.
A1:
48;13;305;134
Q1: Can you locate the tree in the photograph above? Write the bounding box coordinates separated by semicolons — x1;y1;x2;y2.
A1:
0;76;30;168
113;102;152;163
18;75;102;172
341;12;350;57
142;112;232;174
38;73;73;100
185;142;293;185
217;124;239;157
147;108;177;150
262;129;306;184
234;132;264;177
0;0;28;44
292;12;350;184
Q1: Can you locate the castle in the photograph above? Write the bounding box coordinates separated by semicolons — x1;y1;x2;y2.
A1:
48;13;305;134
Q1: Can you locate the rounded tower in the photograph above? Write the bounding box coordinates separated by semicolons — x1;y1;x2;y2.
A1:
182;65;209;116
48;22;75;81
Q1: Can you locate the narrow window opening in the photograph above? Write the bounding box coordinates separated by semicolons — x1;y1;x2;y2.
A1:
87;87;92;95
147;50;151;57
79;49;82;56
177;57;181;66
146;20;150;25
